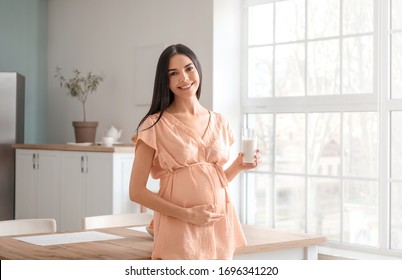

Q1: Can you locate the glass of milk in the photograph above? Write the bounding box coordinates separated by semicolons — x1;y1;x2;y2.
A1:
242;128;257;165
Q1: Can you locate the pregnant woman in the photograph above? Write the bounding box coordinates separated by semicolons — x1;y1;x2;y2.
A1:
129;44;260;260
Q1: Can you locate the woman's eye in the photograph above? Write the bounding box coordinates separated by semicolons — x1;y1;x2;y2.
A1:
186;66;194;72
169;72;177;77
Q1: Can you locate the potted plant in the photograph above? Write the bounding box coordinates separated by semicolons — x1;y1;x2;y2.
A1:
55;67;105;143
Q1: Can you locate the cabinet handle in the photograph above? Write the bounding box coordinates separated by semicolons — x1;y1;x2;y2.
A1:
81;156;89;173
81;156;85;173
32;153;39;169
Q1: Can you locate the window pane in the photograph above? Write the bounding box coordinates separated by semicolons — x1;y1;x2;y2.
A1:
343;180;379;247
392;0;402;30
248;46;273;98
391;183;402;251
391;112;402;179
248;4;273;45
244;0;380;252
245;173;273;227
307;39;340;95
343;0;373;35
343;112;378;178
275;113;306;173
308;0;340;39
342;35;373;94
275;0;305;43
308;178;341;241
391;33;402;99
308;113;341;176
275;175;305;232
246;114;274;172
275;43;305;97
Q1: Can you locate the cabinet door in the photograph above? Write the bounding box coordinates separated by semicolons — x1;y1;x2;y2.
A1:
60;152;113;231
85;152;113;216
112;153;136;213
60;151;86;231
36;150;61;221
15;150;37;219
15;149;60;221
112;153;157;214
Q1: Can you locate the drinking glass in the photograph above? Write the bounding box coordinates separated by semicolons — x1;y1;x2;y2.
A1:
242;128;257;165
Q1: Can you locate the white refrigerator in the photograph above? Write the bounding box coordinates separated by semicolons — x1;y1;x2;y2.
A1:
0;72;25;221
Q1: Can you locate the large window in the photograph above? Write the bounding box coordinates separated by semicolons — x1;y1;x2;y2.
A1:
242;0;402;256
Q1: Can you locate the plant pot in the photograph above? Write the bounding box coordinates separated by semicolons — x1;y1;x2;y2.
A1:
72;121;98;143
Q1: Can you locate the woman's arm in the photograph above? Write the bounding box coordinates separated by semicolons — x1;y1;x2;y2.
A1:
129;140;223;226
224;150;260;182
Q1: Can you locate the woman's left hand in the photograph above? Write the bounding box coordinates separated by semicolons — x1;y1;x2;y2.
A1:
235;149;261;171
224;149;262;182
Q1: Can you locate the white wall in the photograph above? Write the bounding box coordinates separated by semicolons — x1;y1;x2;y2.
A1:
212;0;243;214
47;0;214;143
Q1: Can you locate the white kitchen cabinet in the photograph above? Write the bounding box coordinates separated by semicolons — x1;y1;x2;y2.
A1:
14;145;141;232
15;149;61;222
112;152;139;214
60;151;115;231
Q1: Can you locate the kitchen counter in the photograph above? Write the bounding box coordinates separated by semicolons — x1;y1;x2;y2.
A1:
12;143;135;153
13;144;139;231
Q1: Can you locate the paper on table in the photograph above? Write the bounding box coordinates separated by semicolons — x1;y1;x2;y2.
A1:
14;231;124;246
126;226;147;233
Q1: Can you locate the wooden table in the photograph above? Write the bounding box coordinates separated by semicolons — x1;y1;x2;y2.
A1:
236;225;326;260
0;225;325;260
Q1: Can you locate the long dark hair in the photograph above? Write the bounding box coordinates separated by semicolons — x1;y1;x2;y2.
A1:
136;44;203;132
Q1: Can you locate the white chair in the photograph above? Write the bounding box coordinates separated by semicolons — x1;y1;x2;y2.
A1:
82;212;153;230
0;218;57;236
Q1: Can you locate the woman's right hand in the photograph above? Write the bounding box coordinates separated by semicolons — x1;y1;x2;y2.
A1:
185;204;224;226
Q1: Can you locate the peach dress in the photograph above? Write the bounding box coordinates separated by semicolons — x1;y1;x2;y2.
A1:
137;111;246;260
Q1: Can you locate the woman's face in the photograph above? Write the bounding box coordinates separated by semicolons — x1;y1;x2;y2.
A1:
168;54;200;98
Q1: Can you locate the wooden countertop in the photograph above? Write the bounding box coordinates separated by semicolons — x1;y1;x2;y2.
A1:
0;225;326;260
12;143;135;153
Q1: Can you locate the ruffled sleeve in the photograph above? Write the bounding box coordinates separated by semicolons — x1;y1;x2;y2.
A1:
137;115;159;158
227;121;235;146
219;113;235;146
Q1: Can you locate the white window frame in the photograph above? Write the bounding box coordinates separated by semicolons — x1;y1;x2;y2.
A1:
241;0;402;258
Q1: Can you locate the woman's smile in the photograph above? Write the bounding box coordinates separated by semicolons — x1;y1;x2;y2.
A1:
168;54;200;96
178;82;193;90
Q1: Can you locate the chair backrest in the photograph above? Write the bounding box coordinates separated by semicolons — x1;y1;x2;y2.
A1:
0;218;57;236
82;213;153;230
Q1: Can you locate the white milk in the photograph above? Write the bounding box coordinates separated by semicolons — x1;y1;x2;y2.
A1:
242;138;257;164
